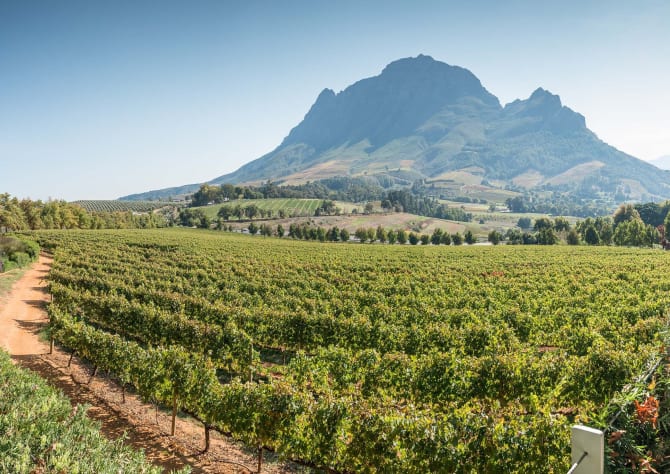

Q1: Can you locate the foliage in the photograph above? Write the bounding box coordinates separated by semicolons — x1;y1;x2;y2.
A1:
487;230;502;245
0;193;169;231
0;236;39;271
0;349;188;473
33;229;670;471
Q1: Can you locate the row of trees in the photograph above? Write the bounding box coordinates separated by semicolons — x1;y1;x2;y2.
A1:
189;178;387;207
189;183;473;222
0;194;168;232
232;221;479;246
382;190;472;221
497;204;660;247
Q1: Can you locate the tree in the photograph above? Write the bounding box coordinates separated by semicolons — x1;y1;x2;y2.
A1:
420;234;430;245
355;228;368;243
517;217;532;229
566;229;580;245
316;200;336;216
440;232;452;245
396;229;408;244
506;196;528;213
327;226;339;242
613;203;641;226
583;225;600;245
522;232;536;245
179;209;209;228
386;229;397;244
533;217;553;231
339;228;350;242
233;205;244;221
506;228;523;244
613;220;657;247
597;218;614;245
464;230;476;245
408;232;419;245
248;222;259;235
554;217;571;232
452;232;463;245
366;227;376;243
217;206;232;221
376;226;387;243
487;230;502;245
364;203;374;215
536;228;558;245
276;224;285;237
431;228;443;245
245;204;259;220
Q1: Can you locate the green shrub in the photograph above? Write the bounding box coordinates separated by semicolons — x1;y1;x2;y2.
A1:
0;349;190;473
0;236;39;269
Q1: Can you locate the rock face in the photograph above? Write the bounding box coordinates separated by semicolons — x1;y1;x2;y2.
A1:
282;55;501;151
121;55;670;201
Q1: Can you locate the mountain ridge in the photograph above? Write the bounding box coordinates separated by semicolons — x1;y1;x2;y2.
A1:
121;55;670;202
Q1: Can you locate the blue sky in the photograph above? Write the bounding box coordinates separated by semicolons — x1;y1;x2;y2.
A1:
1;0;668;200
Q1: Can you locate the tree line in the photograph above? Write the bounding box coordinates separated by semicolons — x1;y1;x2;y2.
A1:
189;183;473;222
189;178;386;207
0;193;169;232
488;204;661;247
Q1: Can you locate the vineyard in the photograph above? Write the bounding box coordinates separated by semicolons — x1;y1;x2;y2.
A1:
71;200;172;213
194;198;357;220
33;228;670;472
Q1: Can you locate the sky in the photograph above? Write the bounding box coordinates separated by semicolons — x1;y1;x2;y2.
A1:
1;0;669;201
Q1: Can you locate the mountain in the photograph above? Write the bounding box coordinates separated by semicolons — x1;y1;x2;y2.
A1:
121;55;670;202
649;156;670;171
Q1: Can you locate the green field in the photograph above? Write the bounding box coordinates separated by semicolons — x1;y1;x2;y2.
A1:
71;200;173;213
35;228;670;472
194;198;359;220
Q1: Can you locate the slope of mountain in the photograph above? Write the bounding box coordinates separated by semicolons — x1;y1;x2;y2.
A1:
121;55;670;202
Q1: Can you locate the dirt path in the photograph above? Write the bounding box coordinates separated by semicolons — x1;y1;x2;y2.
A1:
0;255;51;355
0;255;301;474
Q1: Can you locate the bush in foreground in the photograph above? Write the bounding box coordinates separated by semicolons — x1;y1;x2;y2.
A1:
0;349;189;474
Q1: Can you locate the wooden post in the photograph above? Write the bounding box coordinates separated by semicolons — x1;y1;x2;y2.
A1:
257;446;263;473
68;351;75;367
49;337;54;354
88;366;98;384
249;344;254;383
204;424;211;453
121;384;126;404
171;389;178;436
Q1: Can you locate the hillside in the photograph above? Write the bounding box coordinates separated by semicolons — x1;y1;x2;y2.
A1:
122;55;670;202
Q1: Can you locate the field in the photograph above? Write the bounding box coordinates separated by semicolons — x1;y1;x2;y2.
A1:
194;198;359;220
35;228;670;472
71;200;173;213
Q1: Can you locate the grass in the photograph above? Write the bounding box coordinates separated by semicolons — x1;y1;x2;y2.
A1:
0;267;26;298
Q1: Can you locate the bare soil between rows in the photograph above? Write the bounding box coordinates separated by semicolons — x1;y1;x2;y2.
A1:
0;255;301;474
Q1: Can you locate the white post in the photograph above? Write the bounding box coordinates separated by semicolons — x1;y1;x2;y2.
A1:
568;425;604;474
